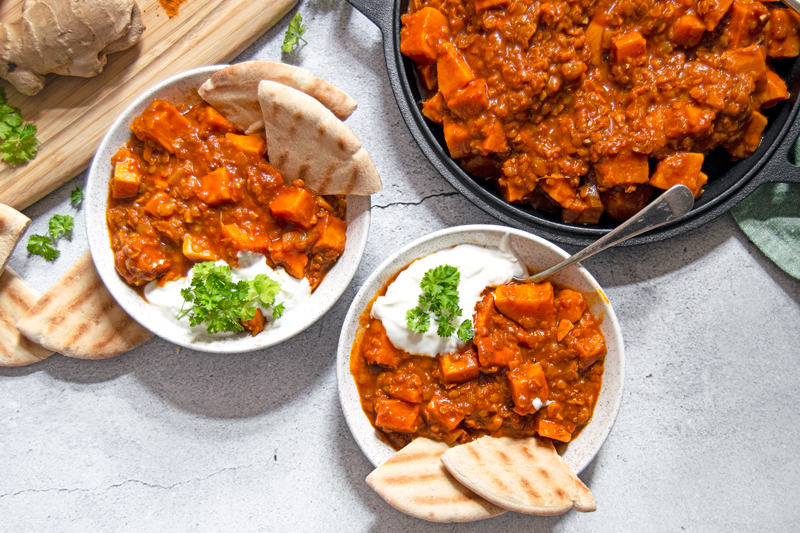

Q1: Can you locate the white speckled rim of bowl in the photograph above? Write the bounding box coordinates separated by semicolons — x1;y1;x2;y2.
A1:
85;65;371;353
336;225;624;474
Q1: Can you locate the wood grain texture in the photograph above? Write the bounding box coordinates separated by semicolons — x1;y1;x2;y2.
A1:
0;0;298;210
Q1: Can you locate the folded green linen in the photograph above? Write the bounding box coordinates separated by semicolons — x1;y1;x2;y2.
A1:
731;138;800;279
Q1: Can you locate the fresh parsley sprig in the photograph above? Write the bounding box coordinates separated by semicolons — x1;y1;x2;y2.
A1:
281;13;308;53
405;264;474;342
177;262;284;335
27;213;75;260
0;88;40;166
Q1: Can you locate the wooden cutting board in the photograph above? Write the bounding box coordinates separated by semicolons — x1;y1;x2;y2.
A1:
0;0;298;210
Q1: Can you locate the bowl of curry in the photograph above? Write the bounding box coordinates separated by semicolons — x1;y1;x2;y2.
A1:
85;66;371;353
347;0;800;245
337;225;624;474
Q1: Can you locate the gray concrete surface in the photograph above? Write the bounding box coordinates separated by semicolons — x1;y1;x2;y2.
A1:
2;2;799;531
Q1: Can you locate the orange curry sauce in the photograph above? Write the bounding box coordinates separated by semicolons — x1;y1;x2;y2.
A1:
106;99;347;325
351;276;605;451
401;0;800;222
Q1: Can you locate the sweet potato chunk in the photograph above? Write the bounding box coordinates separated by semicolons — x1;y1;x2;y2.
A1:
757;70;790;109
475;335;522;368
225;133;266;157
144;192;177;218
423;391;465;432
422;92;447;124
594;152;649;189
725;0;768;49
612;31;646;64
241;308;266;337
131;100;191;153
556;289;587;324
493;282;556;329
536;409;576;442
270;187;319;229
507;362;550;416
111;154;141;199
565;315;606;369
312;215;346;254
400;7;450;65
220;224;270;251
447;79;489;119
480;118;508;154
670;14;705;47
600;184;654;221
439;348;480;384
375;399;420;433
650;152;707;198
203;106;236;132
768;9;800;58
198;168;233;205
726;111;768;158
556;319;575;341
540;178;580;211
385;367;424;404
437;42;476;100
418;64;438;91
443;118;472;158
723;45;767;87
182;234;218;262
363;320;403;369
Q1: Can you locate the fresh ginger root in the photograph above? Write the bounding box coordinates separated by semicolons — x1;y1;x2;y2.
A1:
0;0;145;96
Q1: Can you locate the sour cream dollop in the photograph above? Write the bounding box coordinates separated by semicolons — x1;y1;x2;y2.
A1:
371;237;526;357
144;251;310;336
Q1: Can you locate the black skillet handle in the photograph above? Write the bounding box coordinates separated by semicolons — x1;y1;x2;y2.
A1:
347;0;393;33
755;112;800;185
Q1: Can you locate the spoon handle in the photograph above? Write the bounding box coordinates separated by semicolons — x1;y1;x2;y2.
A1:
526;184;696;283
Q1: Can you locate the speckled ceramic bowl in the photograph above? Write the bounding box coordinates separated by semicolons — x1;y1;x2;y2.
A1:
85;66;371;353
337;225;624;474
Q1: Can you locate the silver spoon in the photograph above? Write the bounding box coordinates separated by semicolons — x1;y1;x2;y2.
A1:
511;184;696;283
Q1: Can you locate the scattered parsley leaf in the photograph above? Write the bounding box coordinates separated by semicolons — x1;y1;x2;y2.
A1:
457;319;474;342
406;265;472;339
27;234;60;260
70;187;84;207
48;214;74;241
0;89;40;166
281;13;308;53
406;307;430;333
178;263;284;334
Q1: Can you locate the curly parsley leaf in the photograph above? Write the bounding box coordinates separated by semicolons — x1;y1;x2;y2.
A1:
178;263;284;334
406;307;430;333
70;187;84;207
281;13;308;53
27;234;59;260
48;214;74;241
406;264;473;339
0;104;22;139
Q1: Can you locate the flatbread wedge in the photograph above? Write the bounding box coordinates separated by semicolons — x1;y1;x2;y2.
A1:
366;437;506;522
0;267;54;367
16;251;153;359
0;203;31;272
198;61;358;135
258;80;382;196
440;436;596;515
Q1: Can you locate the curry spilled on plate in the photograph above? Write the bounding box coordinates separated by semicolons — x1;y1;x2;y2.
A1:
104;62;381;338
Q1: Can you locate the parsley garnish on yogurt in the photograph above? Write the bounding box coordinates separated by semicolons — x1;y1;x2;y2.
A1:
405;264;474;341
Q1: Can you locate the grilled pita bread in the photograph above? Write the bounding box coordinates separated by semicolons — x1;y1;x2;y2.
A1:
0;204;31;272
366;437;506;522
198;61;357;135
441;436;596;515
258;80;382;196
0;268;54;367
16;251;153;360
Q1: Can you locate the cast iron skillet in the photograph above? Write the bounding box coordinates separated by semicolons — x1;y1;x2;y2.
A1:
348;0;800;246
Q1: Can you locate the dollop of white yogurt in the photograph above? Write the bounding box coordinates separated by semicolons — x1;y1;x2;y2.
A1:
371;237;526;357
144;251;310;337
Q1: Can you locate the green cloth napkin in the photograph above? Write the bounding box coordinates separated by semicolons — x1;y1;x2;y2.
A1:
731;138;800;279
